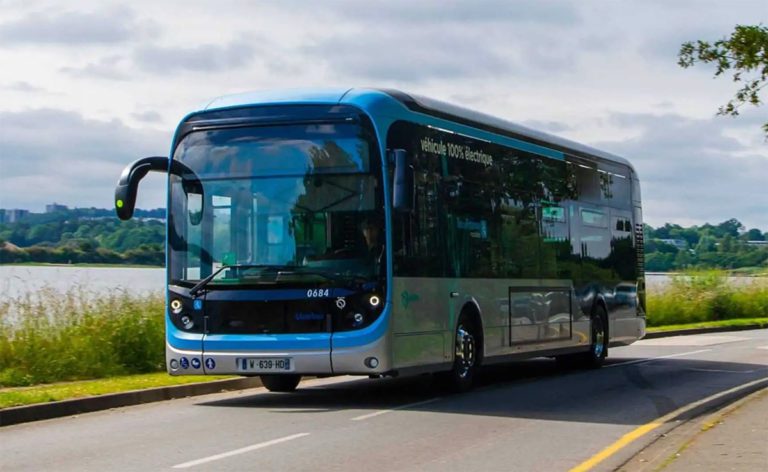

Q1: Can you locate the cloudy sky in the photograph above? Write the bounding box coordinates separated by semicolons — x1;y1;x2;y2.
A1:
1;0;766;230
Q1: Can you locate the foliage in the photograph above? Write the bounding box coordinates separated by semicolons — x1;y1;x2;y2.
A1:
0;207;164;266
647;270;768;326
678;24;768;135
644;218;768;272
0;288;166;387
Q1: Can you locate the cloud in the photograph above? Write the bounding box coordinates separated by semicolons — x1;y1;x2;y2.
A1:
594;112;768;229
132;111;163;123
304;31;516;82
0;6;154;45
1;81;46;93
61;55;131;80
320;0;580;25
134;40;257;73
0;109;170;211
522;120;571;134
297;1;584;83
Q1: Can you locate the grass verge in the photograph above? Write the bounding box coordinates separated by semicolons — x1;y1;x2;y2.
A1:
646;317;768;333
0;372;235;409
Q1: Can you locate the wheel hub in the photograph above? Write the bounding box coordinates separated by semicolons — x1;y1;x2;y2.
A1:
455;325;475;378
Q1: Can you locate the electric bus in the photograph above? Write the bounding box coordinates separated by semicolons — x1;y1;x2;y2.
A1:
115;88;646;392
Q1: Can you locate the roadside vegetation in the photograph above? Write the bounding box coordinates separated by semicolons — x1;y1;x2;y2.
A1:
0;372;234;409
0;288;166;387
646;270;768;326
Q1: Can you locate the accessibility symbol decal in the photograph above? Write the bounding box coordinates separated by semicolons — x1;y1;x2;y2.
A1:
191;358;201;369
193;299;203;311
205;358;216;370
179;357;189;369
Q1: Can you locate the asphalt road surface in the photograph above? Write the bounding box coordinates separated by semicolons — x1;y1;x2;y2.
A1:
2;330;767;472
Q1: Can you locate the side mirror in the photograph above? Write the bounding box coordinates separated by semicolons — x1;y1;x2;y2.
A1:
115;157;169;220
115;157;203;221
392;149;414;212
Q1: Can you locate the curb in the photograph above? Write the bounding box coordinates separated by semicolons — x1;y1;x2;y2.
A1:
643;323;767;339
0;377;263;428
2;325;765;428
619;382;768;471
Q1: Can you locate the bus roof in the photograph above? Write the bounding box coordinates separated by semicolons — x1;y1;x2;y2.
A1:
202;88;636;172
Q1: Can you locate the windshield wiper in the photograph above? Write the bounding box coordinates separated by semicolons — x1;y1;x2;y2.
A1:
188;264;291;296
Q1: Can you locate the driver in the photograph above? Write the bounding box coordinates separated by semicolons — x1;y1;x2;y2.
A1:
361;217;384;268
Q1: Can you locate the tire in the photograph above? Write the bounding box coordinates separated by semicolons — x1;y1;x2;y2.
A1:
556;305;608;369
440;313;479;393
261;374;301;392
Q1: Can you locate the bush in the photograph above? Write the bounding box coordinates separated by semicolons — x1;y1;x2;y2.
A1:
647;270;768;326
0;288;165;387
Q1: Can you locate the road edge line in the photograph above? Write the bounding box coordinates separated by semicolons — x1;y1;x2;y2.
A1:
569;376;768;472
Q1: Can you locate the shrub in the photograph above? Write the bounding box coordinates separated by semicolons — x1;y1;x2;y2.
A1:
0;287;165;387
647;270;768;326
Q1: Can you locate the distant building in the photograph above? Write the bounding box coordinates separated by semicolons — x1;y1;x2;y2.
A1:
45;203;68;213
658;238;688;250
746;240;768;247
4;209;29;223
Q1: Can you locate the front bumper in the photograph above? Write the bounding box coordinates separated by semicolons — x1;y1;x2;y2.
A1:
165;332;391;376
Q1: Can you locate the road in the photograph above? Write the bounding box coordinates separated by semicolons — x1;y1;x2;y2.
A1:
2;330;767;472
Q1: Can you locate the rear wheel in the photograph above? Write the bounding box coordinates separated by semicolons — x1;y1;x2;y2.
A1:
261;374;301;392
557;305;608;369
440;314;478;393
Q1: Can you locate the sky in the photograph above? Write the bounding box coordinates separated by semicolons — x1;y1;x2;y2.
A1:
0;0;766;230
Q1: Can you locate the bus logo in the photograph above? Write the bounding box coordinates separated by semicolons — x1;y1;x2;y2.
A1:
401;291;420;309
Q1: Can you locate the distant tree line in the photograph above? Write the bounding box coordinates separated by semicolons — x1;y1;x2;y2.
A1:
644;218;768;272
0;208;165;266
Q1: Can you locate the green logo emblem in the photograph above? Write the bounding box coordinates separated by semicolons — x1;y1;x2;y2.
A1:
401;290;420;309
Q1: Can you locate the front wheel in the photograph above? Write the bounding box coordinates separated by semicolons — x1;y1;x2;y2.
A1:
261;374;301;392
439;314;478;392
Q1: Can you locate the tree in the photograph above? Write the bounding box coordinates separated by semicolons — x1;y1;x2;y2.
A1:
678;24;768;136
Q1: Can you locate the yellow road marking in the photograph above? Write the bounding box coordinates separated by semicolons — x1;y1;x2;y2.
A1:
569;376;768;472
570;422;661;472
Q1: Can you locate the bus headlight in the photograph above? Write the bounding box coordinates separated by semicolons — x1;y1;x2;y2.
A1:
352;313;364;327
170;299;183;314
369;295;380;307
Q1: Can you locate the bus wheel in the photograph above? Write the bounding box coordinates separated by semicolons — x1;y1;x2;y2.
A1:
556;306;607;369
441;314;478;392
577;306;608;369
261;374;301;392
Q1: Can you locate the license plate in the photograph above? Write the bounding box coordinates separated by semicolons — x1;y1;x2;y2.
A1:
236;357;293;372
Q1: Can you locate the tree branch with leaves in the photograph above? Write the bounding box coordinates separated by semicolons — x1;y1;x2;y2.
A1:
678;24;768;136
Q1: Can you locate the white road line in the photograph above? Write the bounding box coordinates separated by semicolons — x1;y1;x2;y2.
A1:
351;397;442;421
605;349;712;368
172;433;310;469
689;368;759;374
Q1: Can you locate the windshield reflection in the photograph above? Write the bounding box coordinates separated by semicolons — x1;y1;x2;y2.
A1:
168;123;384;289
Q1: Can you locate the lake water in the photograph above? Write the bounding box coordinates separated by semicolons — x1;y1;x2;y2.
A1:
0;265;165;301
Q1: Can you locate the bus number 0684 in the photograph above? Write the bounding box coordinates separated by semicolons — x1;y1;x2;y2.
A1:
307;289;330;298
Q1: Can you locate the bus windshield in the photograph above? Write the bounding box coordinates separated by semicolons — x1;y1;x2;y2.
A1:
168;122;384;289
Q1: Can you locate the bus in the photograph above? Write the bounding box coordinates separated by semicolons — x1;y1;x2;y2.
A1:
115;88;646;392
